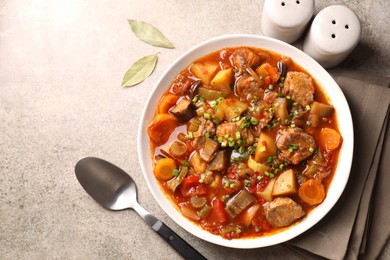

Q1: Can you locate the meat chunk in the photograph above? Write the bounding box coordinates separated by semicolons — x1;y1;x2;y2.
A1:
235;74;264;100
264;197;305;227
216;119;255;147
282;72;315;106
193;118;216;138
169;98;196;122
232;48;261;70
276;127;317;165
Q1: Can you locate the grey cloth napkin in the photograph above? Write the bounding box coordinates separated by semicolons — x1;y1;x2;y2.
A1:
284;70;390;260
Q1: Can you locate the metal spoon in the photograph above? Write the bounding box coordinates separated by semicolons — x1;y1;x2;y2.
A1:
75;157;206;260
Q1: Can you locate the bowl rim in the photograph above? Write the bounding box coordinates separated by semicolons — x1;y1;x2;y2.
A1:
137;34;354;248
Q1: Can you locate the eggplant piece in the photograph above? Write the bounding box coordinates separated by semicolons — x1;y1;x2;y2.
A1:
277;61;287;78
200;138;219;163
310;101;334;118
167;166;188;192
209;150;227;171
169;98;197;123
189;80;201;97
225;189;255;219
274;97;289;125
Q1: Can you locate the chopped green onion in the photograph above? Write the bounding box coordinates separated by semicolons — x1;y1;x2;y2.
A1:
224;181;230;188
183;161;190;167
236;228;242;234
228;140;235;147
203;113;211;119
235;131;241;139
217;97;225;103
172;169;179;176
306;105;311;111
205;132;210;138
259;146;266;152
238;146;245;154
286;95;291;99
250;117;259;125
292;102;298;106
221;141;227;147
209;100;217;109
279;82;284;87
187;131;194;139
229;183;236;189
199;96;205;102
213;118;221;124
192;95;198;103
247;146;255;155
268;84;274;90
309;147;315;153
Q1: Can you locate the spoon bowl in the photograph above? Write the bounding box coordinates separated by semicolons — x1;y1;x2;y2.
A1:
75;157;137;210
75;157;206;260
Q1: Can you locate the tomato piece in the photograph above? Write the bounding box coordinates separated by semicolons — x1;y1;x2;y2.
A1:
205;198;228;226
180;175;207;197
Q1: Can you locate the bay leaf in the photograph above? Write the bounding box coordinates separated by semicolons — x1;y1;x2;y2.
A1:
121;53;158;87
128;20;175;49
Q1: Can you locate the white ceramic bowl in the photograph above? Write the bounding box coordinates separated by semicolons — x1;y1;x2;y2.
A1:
137;34;353;248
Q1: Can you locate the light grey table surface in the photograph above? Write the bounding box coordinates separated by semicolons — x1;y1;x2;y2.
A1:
1;1;389;259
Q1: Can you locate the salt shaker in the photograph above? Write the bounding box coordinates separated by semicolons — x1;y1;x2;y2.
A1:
303;5;361;68
261;0;314;43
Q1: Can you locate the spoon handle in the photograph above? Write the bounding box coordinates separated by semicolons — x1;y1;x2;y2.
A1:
133;202;206;259
150;219;207;260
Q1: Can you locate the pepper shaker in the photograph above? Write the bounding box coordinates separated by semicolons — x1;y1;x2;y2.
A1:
303;5;361;68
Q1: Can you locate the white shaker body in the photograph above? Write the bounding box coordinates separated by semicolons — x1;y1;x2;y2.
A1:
303;5;361;68
262;0;314;43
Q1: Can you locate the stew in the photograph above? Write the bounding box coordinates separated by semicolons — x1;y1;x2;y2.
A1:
148;46;342;239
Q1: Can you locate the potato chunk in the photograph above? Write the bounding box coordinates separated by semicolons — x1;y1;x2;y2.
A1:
272;169;297;196
255;132;277;162
256;178;275;202
190;62;219;86
210;68;234;92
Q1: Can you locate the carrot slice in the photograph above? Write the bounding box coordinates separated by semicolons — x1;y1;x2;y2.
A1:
256;63;280;84
319;127;342;151
158;93;179;114
154;158;177;180
148;114;177;145
298;179;325;205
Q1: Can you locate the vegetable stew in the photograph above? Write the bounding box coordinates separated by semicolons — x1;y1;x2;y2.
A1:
148;47;342;239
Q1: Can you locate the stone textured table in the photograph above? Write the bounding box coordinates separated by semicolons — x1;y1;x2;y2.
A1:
1;0;389;259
